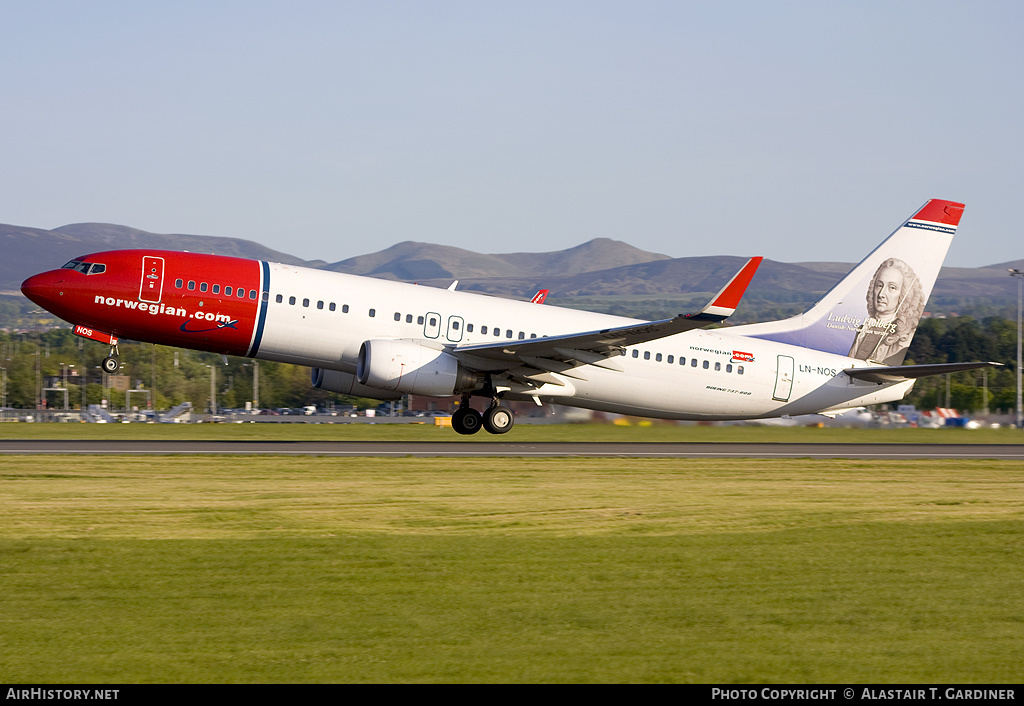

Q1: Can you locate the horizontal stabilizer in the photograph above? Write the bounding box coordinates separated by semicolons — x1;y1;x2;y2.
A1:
844;361;1002;384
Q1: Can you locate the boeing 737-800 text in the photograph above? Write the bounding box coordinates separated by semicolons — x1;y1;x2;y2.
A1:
21;199;998;434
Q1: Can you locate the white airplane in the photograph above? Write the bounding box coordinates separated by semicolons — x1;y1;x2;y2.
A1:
21;199;998;434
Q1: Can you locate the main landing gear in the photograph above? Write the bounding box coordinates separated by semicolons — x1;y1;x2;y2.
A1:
452;393;515;435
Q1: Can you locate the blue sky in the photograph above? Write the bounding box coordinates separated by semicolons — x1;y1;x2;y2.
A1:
2;1;1021;267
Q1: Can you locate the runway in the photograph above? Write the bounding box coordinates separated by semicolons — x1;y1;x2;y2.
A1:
1;439;1022;459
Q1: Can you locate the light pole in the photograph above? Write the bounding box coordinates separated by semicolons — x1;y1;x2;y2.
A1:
60;362;68;410
202;364;217;416
1010;269;1024;430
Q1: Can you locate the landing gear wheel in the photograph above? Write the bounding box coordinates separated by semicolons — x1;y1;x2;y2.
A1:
101;356;120;373
452;407;483;435
483;405;514;435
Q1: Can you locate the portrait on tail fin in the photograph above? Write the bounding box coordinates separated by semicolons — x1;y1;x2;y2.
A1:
847;257;925;366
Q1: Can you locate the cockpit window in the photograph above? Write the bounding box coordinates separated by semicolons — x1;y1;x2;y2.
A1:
61;261;106;274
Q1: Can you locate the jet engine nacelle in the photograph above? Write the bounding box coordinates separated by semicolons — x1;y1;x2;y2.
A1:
310;367;404;400
357;339;481;396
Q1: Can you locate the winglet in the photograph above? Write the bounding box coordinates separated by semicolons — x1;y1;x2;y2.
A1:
530;289;549;304
699;257;762;319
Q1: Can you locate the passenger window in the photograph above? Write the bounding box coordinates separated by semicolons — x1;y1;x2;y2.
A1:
644;351;651;360
467;324;474;332
656;353;662;362
530;333;537;338
726;364;733;373
289;296;296;305
667;355;674;364
454;321;461;330
275;294;283;303
213;284;221;294
703;360;709;369
329;303;336;311
238;288;245;298
226;286;233;296
429;317;437;326
303;298;310;307
317;301;324;310
632;350;639;358
406;314;413;323
200;283;208;292
175;279;183;288
249;290;257;300
394;312;401;321
714;362;721;371
369;309;376;317
505;330;513;339
417;315;424;324
738;366;744;375
691;359;698;367
517;331;523;339
188;281;196;291
481;326;488;334
343;305;350;313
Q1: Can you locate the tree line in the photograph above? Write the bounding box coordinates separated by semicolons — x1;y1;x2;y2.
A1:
901;316;1019;413
0;314;1019;414
0;328;377;413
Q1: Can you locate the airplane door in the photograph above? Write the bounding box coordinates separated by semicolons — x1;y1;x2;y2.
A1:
423;312;441;339
773;355;795;401
139;256;165;304
446;315;464;342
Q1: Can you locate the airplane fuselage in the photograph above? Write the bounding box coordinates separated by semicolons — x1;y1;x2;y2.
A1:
22;249;910;422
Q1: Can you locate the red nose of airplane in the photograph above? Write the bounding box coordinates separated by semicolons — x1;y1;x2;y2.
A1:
21;271;65;308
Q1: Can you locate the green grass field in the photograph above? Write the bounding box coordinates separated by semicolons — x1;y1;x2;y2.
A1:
2;454;1022;682
2;420;1022;443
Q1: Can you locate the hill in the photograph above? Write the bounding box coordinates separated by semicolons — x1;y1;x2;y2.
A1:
323;237;670;281
2;222;1020;320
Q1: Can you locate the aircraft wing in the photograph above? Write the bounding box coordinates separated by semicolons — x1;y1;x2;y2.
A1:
451;257;762;378
844;361;1003;384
